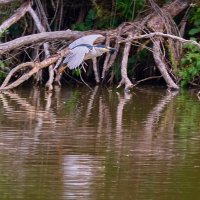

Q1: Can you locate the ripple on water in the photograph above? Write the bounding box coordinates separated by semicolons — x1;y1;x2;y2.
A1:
0;87;200;200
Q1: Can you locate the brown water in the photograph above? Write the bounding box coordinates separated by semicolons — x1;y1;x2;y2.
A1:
0;86;200;200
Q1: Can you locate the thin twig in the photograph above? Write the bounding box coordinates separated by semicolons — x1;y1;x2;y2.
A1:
133;75;162;86
120;32;200;50
79;71;93;90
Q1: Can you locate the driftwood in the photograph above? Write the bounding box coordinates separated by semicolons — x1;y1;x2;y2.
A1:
0;0;192;91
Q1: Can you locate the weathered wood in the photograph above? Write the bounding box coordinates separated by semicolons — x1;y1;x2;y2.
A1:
0;48;69;91
120;32;200;50
0;1;31;33
0;62;34;89
117;38;133;90
153;39;179;90
0;30;105;55
102;27;122;79
145;0;189;89
28;7;54;90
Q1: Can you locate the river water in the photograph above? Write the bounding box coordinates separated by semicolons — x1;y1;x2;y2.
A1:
0;86;200;200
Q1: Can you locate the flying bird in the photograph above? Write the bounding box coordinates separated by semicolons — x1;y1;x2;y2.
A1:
63;34;115;69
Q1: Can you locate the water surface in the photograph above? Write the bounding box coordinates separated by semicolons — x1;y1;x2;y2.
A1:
0;86;200;200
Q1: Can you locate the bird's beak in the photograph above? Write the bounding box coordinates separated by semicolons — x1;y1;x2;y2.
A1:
108;47;116;54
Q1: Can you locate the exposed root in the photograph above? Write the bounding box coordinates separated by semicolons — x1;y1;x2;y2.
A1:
152;39;179;90
101;28;122;79
117;37;133;91
92;58;100;83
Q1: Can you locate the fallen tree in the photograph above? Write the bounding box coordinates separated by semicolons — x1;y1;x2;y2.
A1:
0;0;194;91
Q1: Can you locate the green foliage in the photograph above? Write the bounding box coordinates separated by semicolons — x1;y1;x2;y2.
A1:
72;5;113;31
178;43;200;87
178;6;200;87
72;9;96;31
72;68;81;77
0;29;8;38
188;7;200;37
72;0;145;31
115;0;145;21
127;49;145;74
0;61;7;79
112;61;121;81
0;2;20;24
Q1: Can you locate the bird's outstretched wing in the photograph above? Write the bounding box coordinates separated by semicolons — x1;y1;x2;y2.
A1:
63;46;90;69
69;34;103;49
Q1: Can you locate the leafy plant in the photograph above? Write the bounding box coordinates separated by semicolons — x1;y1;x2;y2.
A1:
72;9;96;31
0;29;8;38
72;68;81;77
72;5;112;31
0;61;7;79
178;43;200;87
115;0;145;21
178;5;200;87
72;0;146;31
188;7;200;37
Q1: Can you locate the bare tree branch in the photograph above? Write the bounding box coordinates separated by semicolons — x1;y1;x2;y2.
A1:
117;37;133;90
0;1;31;33
28;7;54;90
120;32;200;50
0;30;105;55
0;48;69;91
0;62;34;89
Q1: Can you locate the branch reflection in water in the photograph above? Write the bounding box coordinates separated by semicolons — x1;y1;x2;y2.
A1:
1;87;199;200
142;90;179;157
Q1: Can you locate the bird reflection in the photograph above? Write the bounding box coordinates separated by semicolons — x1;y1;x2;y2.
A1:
62;155;104;199
1;87;199;200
